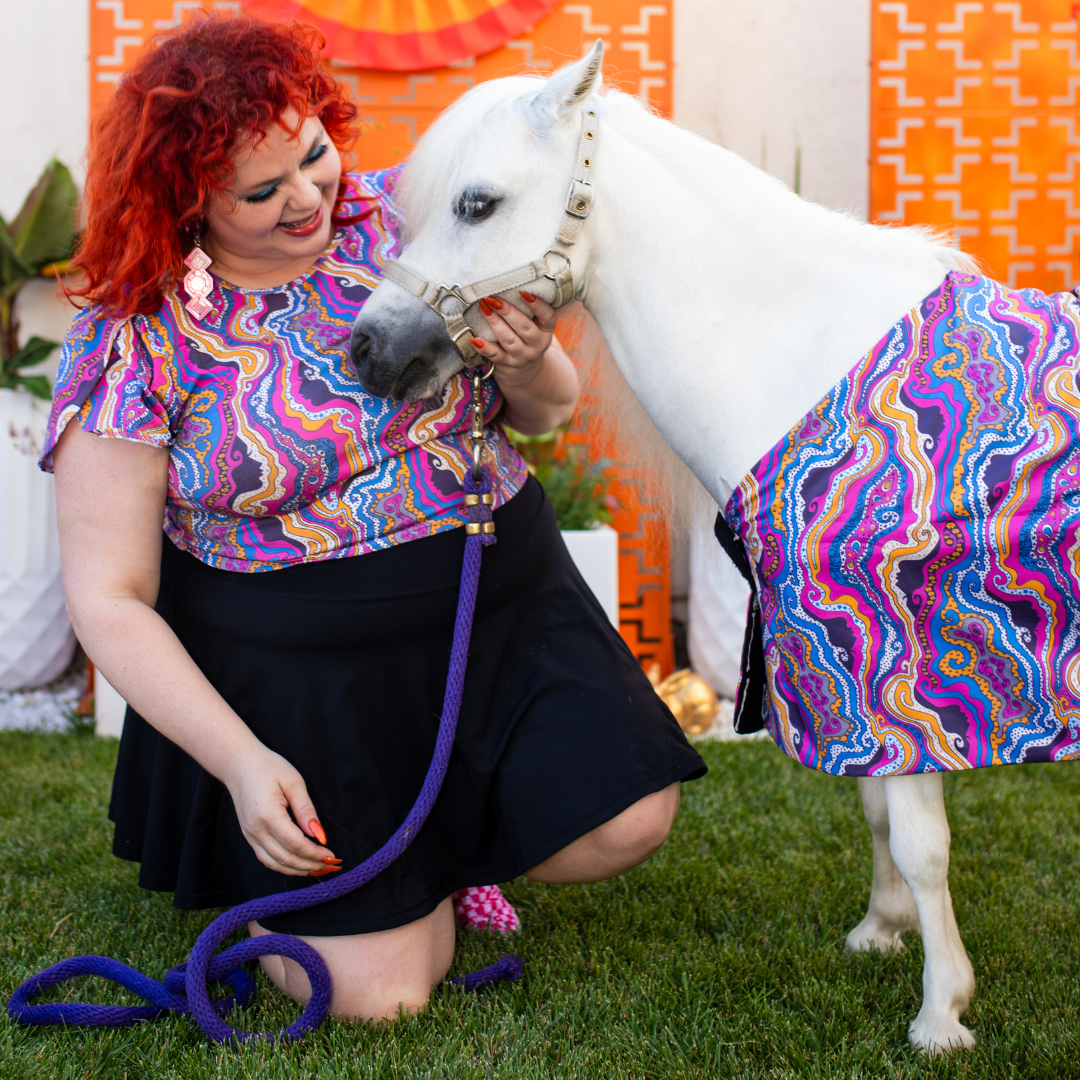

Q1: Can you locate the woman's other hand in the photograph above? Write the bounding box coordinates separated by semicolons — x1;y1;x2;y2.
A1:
54;422;339;879
469;291;579;435
224;747;340;876
470;292;556;386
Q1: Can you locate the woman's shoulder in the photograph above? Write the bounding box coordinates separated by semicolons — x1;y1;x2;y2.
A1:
330;167;406;275
60;295;183;369
54;294;190;416
62;301;123;354
337;167;405;236
339;166;403;209
54;304;131;399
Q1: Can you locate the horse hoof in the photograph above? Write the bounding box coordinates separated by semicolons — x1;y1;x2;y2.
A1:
844;919;906;953
907;1012;975;1054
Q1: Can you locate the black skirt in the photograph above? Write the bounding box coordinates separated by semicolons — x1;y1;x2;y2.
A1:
109;476;707;935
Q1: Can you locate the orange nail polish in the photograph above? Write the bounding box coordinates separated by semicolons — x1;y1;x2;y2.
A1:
322;856;343;864
487;296;503;310
478;298;493;316
519;290;537;303
470;337;487;350
308;819;327;847
309;866;342;877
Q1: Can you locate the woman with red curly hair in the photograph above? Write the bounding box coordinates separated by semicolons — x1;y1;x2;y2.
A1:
42;13;705;1023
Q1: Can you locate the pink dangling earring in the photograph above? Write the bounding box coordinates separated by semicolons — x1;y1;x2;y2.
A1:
183;240;213;320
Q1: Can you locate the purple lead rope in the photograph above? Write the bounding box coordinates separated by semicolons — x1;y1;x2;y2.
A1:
9;464;523;1043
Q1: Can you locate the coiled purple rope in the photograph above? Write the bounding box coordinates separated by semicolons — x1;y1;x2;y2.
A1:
9;467;523;1043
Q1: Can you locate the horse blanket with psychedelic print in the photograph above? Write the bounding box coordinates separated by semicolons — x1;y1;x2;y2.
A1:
725;272;1080;776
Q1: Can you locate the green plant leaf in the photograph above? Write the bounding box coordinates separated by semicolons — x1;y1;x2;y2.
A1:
0;215;34;292
7;335;58;370
505;418;615;530
9;160;78;271
10;374;52;401
534;447;614;530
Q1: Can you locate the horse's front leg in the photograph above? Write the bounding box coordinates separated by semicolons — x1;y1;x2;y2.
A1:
845;776;918;952
884;773;975;1054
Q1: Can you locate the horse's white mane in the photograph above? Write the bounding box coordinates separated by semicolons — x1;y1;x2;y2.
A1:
399;80;979;528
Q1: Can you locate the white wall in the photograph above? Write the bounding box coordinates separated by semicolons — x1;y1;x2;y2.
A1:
1;0;89;374
673;0;870;218
1;0;89;222
672;0;870;693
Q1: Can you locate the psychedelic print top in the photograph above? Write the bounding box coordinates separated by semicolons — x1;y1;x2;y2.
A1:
40;169;527;573
726;272;1080;775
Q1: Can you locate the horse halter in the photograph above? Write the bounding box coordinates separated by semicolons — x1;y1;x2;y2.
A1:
380;106;600;368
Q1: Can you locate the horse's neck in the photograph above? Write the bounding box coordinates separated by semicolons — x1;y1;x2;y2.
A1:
583;101;953;505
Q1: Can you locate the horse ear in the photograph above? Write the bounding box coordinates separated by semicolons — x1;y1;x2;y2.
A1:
533;39;604;120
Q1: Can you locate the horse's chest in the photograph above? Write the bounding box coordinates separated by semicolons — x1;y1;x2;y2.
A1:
727;272;1080;776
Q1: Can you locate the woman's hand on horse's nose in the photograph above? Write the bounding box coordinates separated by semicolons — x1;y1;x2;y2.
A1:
470;292;557;386
224;746;341;876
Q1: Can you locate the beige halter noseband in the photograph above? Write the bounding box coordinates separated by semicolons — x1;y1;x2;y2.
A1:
380;106;599;368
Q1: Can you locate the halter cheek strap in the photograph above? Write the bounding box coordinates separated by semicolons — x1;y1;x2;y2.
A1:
381;107;599;367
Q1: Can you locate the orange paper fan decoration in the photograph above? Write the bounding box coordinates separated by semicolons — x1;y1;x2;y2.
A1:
241;0;560;71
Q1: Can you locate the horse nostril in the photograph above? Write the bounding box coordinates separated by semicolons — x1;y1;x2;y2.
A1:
349;331;372;374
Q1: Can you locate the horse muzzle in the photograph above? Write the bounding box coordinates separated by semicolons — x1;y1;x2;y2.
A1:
349;297;465;401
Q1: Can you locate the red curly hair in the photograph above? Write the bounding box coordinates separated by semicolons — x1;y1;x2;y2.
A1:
71;14;360;318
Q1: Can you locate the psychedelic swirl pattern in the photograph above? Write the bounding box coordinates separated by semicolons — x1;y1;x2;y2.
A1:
726;272;1080;775
40;168;527;573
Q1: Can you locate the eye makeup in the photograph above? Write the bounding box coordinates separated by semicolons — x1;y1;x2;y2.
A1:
240;141;330;204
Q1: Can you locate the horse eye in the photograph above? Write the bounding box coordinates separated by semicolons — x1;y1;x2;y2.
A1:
454;190;500;223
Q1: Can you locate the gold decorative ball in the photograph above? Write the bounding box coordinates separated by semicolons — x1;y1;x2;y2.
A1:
646;665;720;736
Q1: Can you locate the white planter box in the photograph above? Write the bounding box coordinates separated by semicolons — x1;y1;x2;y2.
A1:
561;524;619;627
0;388;76;690
95;668;127;739
688;512;751;700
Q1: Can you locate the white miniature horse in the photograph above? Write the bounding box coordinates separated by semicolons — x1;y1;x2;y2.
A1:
351;44;995;1053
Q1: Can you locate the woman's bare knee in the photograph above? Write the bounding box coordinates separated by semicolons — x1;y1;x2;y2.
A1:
600;782;681;857
526;782;681;883
248;896;455;1023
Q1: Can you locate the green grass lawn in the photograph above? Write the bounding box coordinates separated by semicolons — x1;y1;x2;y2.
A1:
1;732;1080;1079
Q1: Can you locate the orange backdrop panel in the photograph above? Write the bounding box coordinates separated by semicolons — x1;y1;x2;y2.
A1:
871;0;1080;292
563;367;675;677
325;4;672;172
241;0;561;71
89;0;675;674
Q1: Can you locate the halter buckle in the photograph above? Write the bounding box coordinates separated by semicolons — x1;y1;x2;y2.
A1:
392;109;596;343
431;283;469;318
565;179;593;218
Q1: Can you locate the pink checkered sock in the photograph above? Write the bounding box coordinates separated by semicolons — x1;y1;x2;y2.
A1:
451;885;521;933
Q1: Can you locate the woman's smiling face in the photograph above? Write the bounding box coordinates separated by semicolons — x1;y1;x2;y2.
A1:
203;110;342;284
